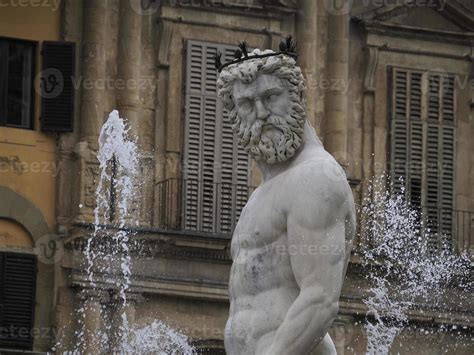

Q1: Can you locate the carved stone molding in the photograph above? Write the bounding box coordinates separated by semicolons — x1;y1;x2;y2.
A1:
82;161;100;210
363;46;379;94
65;229;231;263
165;0;296;18
77;288;111;304
69;271;228;301
469;51;474;108
111;291;145;304
157;20;173;67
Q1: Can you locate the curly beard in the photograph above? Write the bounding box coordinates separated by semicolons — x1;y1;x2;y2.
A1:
230;105;305;164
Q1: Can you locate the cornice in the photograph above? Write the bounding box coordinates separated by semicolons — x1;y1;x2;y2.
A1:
65;224;232;262
161;2;294;22
70;272;229;301
352;1;474;31
356;20;474;46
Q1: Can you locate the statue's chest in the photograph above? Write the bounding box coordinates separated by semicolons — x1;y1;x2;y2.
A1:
231;184;287;255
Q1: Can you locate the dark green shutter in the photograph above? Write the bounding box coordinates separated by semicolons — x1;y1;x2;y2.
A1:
0;252;37;350
183;40;250;235
40;41;75;132
440;75;456;249
390;68;456;252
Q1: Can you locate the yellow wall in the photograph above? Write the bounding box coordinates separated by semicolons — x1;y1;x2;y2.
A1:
0;218;34;248
0;6;61;228
0;5;61;41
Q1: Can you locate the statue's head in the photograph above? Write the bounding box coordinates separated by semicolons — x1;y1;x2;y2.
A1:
217;48;307;164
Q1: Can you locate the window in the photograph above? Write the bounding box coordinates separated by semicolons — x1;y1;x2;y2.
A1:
0;252;37;350
0;38;36;129
389;67;456;252
182;40;251;235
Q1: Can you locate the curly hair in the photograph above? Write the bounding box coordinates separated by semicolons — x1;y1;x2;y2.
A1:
216;49;307;114
216;49;309;163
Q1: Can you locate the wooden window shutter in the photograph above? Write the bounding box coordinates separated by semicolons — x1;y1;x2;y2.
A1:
390;68;409;195
425;122;440;250
40;41;75;132
390;68;457;252
0;252;37;350
409;71;423;212
183;40;250;235
440;74;456;249
215;47;250;234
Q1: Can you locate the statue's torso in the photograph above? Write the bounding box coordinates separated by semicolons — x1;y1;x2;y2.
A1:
225;144;352;355
225;169;300;355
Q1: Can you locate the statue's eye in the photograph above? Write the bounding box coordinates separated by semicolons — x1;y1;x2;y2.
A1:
238;99;252;111
265;93;279;103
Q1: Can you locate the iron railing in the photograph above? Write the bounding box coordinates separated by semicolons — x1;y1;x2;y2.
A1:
157;179;473;253
452;209;473;254
418;206;472;254
156;178;255;237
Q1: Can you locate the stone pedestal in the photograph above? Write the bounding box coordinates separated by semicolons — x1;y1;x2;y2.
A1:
110;292;144;351
77;289;110;354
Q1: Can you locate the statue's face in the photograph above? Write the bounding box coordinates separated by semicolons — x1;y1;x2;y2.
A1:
232;74;304;164
233;74;291;126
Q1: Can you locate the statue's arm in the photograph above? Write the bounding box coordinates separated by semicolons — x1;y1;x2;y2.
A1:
265;175;349;355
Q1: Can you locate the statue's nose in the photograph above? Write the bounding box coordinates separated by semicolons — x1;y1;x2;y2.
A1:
255;99;269;120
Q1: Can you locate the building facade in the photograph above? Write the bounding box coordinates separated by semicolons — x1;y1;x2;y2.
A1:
0;0;472;353
0;3;64;352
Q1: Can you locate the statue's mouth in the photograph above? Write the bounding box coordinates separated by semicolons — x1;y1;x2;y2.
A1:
261;123;283;136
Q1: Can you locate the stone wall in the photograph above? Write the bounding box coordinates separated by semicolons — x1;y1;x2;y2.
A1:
52;0;474;353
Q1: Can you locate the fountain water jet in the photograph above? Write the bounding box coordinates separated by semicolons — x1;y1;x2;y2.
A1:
361;174;471;354
64;110;195;354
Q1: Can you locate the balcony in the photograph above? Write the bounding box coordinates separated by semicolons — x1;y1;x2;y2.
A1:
452;209;473;254
156;178;255;238
156;179;473;254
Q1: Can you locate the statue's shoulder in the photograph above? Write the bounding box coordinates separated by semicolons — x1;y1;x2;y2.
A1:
287;148;350;200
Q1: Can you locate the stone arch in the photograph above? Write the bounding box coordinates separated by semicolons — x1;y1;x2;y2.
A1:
0;186;50;243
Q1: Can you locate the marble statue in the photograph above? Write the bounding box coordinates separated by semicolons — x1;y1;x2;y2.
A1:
216;40;356;355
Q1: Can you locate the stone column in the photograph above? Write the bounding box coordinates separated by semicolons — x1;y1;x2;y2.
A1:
138;7;158;225
359;46;379;249
323;1;350;167
295;0;318;129
77;288;110;354
153;20;173;226
57;0;83;229
296;1;329;137
80;0;108;143
74;0;110;224
117;0;142;143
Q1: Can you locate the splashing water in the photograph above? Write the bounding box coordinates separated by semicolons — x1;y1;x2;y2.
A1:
361;174;471;354
67;110;195;354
